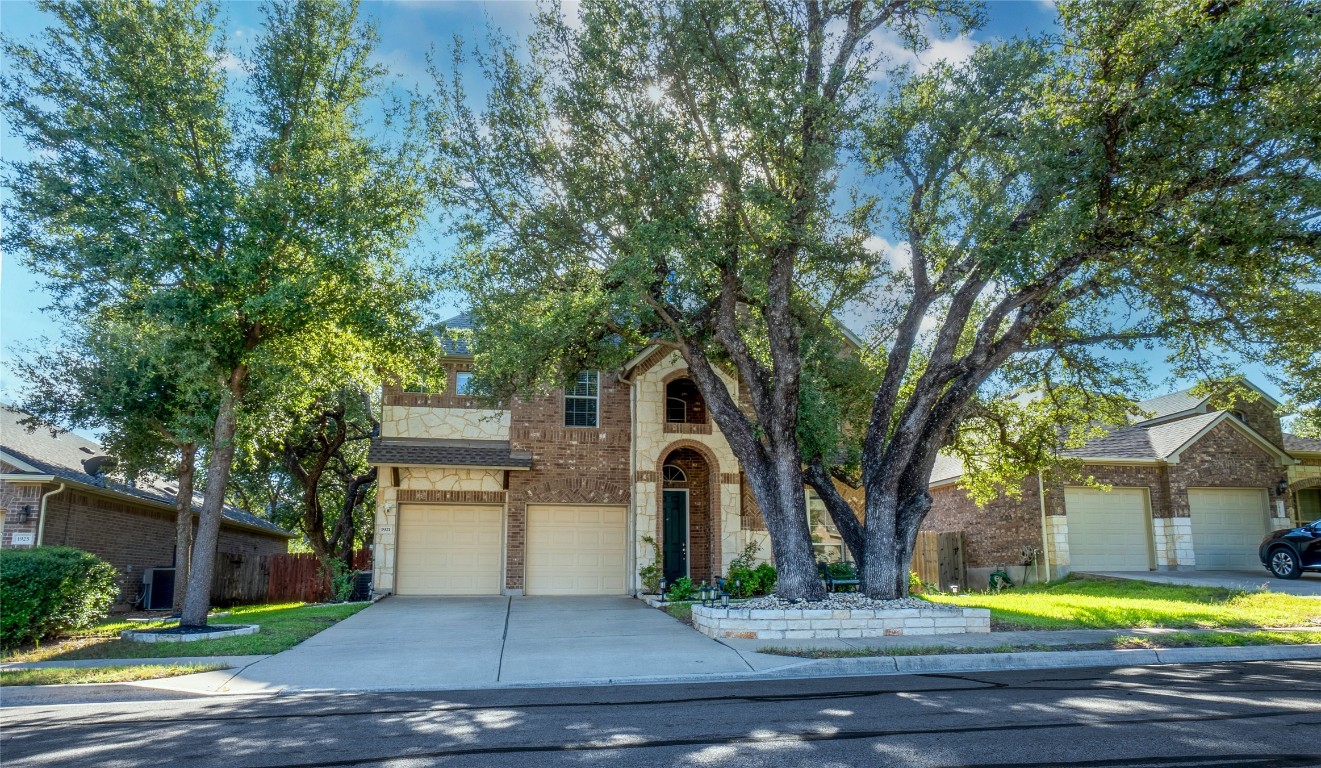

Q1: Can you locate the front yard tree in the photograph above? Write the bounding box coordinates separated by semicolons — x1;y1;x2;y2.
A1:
11;321;216;612
805;0;1320;597
433;0;982;601
3;0;436;625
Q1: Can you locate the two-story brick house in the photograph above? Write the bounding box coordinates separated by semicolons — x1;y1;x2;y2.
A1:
367;313;783;596
924;380;1315;587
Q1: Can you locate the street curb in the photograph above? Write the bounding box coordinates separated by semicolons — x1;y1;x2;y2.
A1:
147;642;1321;696
7;644;1320;704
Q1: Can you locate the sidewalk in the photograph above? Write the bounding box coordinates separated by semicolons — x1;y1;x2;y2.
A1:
4;624;1319;706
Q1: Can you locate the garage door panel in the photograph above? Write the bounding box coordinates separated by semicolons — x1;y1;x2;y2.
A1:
1189;488;1267;570
1065;487;1151;571
396;504;503;595
526;505;627;595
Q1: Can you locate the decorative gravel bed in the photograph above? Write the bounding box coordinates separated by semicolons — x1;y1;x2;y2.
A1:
739;593;935;612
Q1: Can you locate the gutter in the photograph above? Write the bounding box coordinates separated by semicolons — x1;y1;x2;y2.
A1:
36;483;67;546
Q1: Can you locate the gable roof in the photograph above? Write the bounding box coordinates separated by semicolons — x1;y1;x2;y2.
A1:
0;407;293;538
1134;379;1281;425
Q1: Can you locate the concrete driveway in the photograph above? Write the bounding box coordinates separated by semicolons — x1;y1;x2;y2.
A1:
226;596;776;693
1080;570;1321;596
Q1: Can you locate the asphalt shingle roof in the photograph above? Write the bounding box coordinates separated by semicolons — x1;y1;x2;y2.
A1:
1285;432;1321;454
1;406;293;537
1061;410;1222;461
367;438;532;468
438;313;474;357
1134;386;1207;422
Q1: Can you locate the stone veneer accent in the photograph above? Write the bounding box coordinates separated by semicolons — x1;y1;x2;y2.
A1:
1152;516;1195;569
1043;514;1069;575
691;604;991;640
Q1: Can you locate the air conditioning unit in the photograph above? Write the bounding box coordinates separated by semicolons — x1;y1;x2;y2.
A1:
141;567;176;611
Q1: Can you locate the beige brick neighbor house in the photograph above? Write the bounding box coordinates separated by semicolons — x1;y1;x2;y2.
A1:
925;381;1317;588
0;407;293;608
368;314;862;597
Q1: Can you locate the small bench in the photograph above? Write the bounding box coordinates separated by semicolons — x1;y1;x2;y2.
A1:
819;564;860;593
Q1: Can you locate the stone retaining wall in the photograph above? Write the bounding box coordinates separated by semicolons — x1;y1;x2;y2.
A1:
691;605;991;640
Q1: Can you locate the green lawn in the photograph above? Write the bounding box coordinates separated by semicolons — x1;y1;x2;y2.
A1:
924;577;1321;630
3;602;370;663
0;663;229;686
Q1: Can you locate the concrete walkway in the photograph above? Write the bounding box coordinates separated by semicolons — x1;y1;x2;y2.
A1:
1080;569;1321;596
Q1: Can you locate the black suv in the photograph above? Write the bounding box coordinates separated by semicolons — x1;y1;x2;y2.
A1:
1259;521;1321;579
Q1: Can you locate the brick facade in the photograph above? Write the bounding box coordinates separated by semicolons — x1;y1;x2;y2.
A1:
925;477;1042;570
0;478;288;608
503;371;632;591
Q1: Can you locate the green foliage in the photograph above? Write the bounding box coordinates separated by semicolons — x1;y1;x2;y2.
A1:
0;547;119;649
724;540;778;597
638;535;663;594
327;560;358;603
666;576;696;602
822;561;857;581
2;0;441;620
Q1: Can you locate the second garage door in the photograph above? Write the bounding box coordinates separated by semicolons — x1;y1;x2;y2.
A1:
1188;488;1268;570
396;505;503;595
1065;487;1152;571
526;505;627;595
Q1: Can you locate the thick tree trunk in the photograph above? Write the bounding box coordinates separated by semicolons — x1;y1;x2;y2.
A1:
860;485;933;599
180;371;246;627
171;443;197;614
744;449;826;601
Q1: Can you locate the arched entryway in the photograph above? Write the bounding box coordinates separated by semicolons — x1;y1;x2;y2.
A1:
658;446;717;584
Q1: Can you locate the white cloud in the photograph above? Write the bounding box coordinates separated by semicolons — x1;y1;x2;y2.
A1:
872;31;977;76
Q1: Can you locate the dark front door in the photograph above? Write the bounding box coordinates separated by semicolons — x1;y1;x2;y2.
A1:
662;489;688;582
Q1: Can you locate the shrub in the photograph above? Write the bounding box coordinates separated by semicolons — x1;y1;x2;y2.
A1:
753;562;777;595
726;540;764;598
1;546;119;649
638;535;663;593
667;576;695;601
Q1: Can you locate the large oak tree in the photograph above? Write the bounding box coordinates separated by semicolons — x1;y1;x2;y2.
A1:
434;0;1319;600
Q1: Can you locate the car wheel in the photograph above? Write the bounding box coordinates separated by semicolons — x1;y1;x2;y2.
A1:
1268;547;1302;580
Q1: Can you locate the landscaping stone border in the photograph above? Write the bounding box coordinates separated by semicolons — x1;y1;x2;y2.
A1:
691;605;990;640
120;625;259;643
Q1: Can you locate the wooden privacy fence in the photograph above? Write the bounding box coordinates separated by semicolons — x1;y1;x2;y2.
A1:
265;550;372;605
911;531;967;592
208;550;372;606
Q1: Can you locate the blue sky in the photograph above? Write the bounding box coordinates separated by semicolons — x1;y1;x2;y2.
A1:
0;0;1290;423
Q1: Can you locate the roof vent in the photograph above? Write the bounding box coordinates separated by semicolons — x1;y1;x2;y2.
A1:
79;447;95;454
81;455;117;477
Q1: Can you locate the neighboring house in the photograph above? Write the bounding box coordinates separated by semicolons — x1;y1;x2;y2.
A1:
925;381;1310;587
368;313;862;597
0;407;293;608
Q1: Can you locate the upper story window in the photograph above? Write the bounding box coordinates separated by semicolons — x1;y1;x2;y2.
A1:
1228;409;1247;423
665;377;707;423
565;371;599;427
454;372;475;396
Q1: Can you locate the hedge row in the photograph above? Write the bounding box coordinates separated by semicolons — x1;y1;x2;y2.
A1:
0;546;119;649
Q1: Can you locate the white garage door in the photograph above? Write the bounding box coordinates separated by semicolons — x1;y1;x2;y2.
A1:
396;505;503;595
1188;488;1268;570
526;505;627;595
1065;487;1152;571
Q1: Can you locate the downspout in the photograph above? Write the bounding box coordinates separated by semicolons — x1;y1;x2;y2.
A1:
36;483;68;546
1036;471;1051;583
628;371;638;594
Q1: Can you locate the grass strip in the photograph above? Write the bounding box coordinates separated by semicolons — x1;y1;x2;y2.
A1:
922;576;1321;630
757;630;1321;658
0;663;228;686
4;601;371;663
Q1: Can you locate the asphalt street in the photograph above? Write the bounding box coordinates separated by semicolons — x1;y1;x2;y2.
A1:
3;660;1319;768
